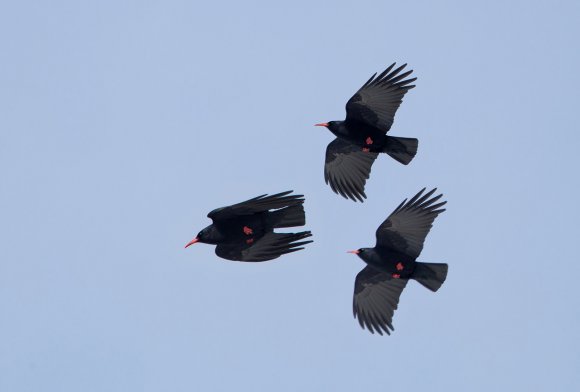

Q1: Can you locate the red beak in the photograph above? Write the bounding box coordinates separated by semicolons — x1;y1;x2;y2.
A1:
347;250;360;254
185;237;200;248
314;123;329;127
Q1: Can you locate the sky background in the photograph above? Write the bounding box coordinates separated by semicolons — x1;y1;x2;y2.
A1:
1;0;579;391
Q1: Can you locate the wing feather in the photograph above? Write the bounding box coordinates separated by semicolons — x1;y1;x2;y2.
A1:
215;231;313;262
375;188;447;258
324;138;378;202
345;63;416;131
353;266;408;335
208;191;304;222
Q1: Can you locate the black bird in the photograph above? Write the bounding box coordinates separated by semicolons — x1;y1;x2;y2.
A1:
316;63;419;202
185;191;313;261
347;188;448;335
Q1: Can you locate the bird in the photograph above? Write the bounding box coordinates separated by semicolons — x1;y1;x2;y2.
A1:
316;63;419;202
185;191;313;261
347;188;448;335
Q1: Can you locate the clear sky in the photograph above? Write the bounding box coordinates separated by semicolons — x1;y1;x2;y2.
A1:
1;1;579;391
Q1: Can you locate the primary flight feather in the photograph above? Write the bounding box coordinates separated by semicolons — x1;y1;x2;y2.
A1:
316;63;419;202
185;191;313;262
347;188;448;335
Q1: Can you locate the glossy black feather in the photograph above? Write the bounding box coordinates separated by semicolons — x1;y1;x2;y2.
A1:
318;63;419;202
215;231;312;262
345;63;416;131
349;188;448;335
324;138;378;202
187;191;313;262
353;266;408;335
375;187;447;259
208;191;304;221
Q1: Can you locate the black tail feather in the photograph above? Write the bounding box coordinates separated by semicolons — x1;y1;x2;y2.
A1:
412;262;448;292
383;136;418;165
270;204;306;228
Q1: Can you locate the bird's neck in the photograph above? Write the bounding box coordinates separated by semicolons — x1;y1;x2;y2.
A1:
328;121;350;138
360;250;384;266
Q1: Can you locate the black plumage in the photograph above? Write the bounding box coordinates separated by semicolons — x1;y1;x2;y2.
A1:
317;63;419;202
185;191;312;261
348;188;448;335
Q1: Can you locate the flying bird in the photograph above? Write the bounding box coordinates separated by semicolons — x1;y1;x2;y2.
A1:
316;63;419;202
185;191;313;261
347;188;448;335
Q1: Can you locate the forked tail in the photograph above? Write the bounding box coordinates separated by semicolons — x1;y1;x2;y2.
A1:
383;136;419;165
412;262;448;292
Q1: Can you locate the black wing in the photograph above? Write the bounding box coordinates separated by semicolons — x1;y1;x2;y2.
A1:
345;63;416;132
324;138;378;202
375;188;446;259
208;191;304;222
353;266;408;335
215;231;313;262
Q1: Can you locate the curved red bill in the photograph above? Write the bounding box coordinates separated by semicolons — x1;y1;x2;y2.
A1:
185;238;199;248
314;123;329;127
347;250;360;254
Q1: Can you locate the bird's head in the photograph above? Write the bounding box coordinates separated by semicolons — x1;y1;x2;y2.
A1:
185;226;220;248
347;248;372;261
314;121;341;132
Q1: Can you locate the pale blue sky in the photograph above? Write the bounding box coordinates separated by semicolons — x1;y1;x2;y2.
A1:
1;1;579;391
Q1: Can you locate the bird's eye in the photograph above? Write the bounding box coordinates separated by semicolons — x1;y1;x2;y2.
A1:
359;248;364;253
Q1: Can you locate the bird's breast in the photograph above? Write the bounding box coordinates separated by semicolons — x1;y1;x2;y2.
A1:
364;250;416;278
338;124;386;147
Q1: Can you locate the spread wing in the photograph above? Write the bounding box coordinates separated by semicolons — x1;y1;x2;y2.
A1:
375;188;446;259
208;191;304;222
324;138;378;202
215;231;312;262
353;266;408;335
345;63;416;132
